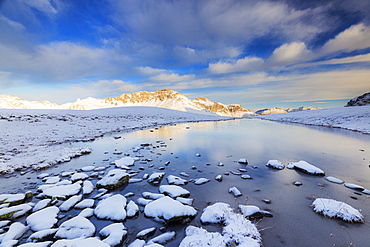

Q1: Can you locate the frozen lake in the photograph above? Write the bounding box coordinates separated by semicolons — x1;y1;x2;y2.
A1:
1;118;370;246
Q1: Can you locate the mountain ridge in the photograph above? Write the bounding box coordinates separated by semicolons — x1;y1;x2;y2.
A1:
0;89;254;117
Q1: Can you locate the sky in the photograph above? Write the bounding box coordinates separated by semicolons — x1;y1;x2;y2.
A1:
0;0;370;110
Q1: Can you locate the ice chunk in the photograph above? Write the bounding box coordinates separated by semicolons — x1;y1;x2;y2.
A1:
266;160;284;170
288;160;325;176
159;185;190;198
312;198;364;223
55;216;95;239
144;196;197;223
94;194;127;221
26;206;59;231
99;223;127;246
96;169;130;190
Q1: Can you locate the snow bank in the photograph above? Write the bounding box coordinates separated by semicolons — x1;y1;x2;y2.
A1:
0;107;228;174
312;198;364;223
258;106;370;134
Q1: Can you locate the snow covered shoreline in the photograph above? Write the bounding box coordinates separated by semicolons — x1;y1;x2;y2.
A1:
0;107;230;174
257;106;370;135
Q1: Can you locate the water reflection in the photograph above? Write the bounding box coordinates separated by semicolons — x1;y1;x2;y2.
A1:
1;119;370;246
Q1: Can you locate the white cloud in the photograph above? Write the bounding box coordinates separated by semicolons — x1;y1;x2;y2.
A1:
321;23;370;54
209;57;264;74
137;67;167;75
20;0;58;15
151;73;195;83
0;15;26;31
269;42;313;65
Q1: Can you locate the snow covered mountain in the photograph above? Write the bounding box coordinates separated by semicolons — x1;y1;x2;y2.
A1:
256;106;321;115
0;89;254;117
345;92;370;107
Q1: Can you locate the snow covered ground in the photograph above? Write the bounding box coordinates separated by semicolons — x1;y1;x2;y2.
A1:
0;107;228;174
258;106;370;134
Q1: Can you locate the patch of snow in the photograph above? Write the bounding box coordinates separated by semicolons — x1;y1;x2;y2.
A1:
94;194;127;221
26;206;59;231
312;198;364;223
159;185;190;198
144;196;197;223
288;160;325;176
54;216;95;239
266;160;284;170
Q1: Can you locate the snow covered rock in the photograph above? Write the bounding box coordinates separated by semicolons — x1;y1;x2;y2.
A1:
136;227;156;240
55;216;95;239
193;178;210;185
147;172;165;185
344;183;365;191
32;199;52;212
189;202;261;246
42;183;81;200
94;194;127;221
27;228;57;242
51;237;109;247
19;241;53;246
176;197;194;206
115;157;136;168
147;231;176;245
96;169;130;190
78;208;94;218
312;198;364;223
238;158;248;164
229;187;242;197
345;92;370;107
159;185;190;198
126;200;139;218
99;223;127;246
82;181;94;195
74;199;94;209
239;205;273;218
26;206;59;231
166;175;187;185
266;160;285;170
1;222;29;243
71;173;88;182
0;204;32;220
325;176;344;184
0;194;26;206
288;160;325;176
59;195;82;211
142;192;165;200
144;196;197;223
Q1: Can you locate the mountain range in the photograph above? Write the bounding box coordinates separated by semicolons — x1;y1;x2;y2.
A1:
0;89;254;117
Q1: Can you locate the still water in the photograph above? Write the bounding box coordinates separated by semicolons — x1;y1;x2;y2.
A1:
1;118;370;246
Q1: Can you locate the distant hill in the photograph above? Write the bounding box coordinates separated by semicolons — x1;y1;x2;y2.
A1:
345;92;370;107
0;89;254;117
256;106;321;115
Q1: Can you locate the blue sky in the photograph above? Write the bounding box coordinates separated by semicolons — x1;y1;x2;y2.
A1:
0;0;369;110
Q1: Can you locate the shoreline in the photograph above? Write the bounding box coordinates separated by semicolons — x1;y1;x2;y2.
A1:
0;107;231;174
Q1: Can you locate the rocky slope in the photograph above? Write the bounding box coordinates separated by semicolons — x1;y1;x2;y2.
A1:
345;92;370;107
0;89;254;117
